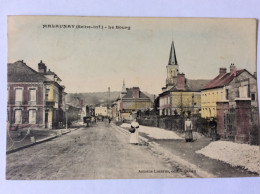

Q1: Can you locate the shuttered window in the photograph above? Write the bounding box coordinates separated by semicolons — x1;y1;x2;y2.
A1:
29;109;36;124
15;88;23;102
15;110;22;124
29;89;36;102
239;85;248;98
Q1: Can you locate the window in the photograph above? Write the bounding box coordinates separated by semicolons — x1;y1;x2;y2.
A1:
251;93;256;101
45;89;49;99
225;89;229;100
29;109;36;124
236;88;239;98
29;89;36;102
15;109;22;124
239;85;249;98
55;91;59;102
7;88;9;103
15;88;23;102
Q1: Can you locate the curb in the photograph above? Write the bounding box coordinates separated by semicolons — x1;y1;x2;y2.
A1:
6;128;77;155
113;123;216;178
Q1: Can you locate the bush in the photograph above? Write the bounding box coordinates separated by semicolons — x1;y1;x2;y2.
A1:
195;117;209;136
250;124;259;145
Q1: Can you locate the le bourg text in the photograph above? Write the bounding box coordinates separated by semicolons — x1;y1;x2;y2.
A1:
43;24;131;30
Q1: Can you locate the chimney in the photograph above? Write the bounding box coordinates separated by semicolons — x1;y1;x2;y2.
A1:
177;73;186;90
219;68;227;75
38;60;47;73
230;63;236;72
132;87;140;98
254;72;257;78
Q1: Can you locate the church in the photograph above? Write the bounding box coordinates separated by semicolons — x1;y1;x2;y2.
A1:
159;42;209;116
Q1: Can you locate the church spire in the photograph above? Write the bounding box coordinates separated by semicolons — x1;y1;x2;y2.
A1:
121;80;127;94
168;41;178;65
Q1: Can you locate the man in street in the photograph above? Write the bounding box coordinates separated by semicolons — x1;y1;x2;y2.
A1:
209;117;218;141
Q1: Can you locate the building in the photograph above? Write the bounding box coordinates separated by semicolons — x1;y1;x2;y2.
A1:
7;60;66;130
159;42;209;116
201;64;258;118
95;105;108;117
66;95;83;123
117;82;153;120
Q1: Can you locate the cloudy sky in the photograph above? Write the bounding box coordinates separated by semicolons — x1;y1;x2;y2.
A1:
8;16;257;94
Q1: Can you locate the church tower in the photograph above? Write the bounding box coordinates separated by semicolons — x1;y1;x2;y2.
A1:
121;80;127;95
166;41;179;87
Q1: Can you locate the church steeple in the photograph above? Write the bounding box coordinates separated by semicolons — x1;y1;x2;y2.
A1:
166;41;179;87
121;80;127;94
168;41;178;65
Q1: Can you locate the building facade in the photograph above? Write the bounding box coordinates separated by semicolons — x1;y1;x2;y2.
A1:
95;106;108;117
7;60;66;130
201;64;258;118
116;82;153;120
159;42;209;116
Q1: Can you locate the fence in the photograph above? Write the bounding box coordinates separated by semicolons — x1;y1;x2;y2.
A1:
137;114;210;135
137;105;259;145
220;105;259;144
224;108;236;139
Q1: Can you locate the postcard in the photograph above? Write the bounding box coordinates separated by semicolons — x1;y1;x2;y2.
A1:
6;16;259;179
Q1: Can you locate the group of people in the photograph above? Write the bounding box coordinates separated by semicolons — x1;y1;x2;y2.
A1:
184;117;218;142
128;117;218;145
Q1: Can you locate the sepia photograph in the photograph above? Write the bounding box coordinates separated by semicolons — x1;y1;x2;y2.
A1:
6;15;259;180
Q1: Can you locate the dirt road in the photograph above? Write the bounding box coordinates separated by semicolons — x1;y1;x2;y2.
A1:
6;122;195;180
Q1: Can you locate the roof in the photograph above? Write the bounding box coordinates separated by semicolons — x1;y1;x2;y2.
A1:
8;61;50;82
186;79;211;91
122;88;151;99
166;79;209;92
159;79;210;96
202;69;245;90
41;69;62;81
168;41;178;65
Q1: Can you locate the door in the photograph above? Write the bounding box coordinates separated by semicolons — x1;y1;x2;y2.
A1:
45;112;48;128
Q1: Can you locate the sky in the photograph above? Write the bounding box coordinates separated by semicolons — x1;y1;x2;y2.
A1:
8;16;257;94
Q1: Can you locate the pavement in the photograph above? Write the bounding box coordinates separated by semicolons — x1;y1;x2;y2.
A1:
115;122;258;178
6;127;78;154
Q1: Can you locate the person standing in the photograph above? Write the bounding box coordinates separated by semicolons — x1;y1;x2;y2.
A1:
209;117;217;141
184;117;193;142
129;119;139;145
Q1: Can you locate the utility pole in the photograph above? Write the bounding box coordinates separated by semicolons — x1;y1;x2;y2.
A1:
108;87;110;118
108;87;110;106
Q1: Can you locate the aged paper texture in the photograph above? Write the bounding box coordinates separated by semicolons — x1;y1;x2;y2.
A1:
6;16;259;180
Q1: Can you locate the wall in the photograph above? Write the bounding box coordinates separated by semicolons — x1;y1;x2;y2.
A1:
201;87;225;118
171;92;201;115
137;115;209;135
122;100;152;110
226;71;258;108
7;83;45;130
95;106;108;116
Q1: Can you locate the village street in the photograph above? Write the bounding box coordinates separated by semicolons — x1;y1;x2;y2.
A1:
6;122;196;180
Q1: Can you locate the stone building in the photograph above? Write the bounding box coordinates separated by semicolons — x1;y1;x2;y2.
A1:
116;81;153;120
159;42;209;116
201;64;258;118
7;60;66;130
